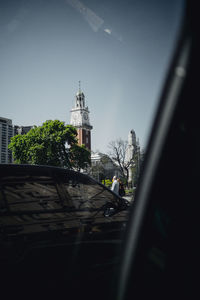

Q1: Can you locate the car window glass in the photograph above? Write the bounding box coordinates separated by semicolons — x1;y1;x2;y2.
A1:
1;176;62;212
63;181;118;210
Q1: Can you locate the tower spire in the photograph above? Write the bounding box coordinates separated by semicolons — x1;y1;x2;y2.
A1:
78;80;81;92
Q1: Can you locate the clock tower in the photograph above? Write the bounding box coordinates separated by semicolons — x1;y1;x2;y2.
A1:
70;83;93;151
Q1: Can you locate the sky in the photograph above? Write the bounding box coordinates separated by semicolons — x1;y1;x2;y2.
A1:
0;0;184;154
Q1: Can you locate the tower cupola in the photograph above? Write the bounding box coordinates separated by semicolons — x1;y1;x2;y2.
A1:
75;81;85;108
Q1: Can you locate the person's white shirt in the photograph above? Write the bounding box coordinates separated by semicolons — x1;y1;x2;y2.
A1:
111;178;119;195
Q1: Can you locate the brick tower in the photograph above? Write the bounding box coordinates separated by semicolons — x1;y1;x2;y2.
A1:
70;82;93;151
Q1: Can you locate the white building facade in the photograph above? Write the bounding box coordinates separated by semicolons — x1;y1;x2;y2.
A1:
91;152;120;182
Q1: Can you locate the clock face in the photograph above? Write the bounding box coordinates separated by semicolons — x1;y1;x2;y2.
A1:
73;113;77;120
83;112;88;120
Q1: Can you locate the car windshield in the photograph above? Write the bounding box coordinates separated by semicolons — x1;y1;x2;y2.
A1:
1;0;184;163
0;1;185;299
0;0;185;235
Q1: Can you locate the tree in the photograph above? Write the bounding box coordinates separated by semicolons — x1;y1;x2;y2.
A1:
8;120;91;170
108;138;142;187
70;144;91;171
108;138;132;185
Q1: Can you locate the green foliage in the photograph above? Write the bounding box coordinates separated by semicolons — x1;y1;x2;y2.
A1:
102;179;112;188
8;134;29;164
70;144;91;171
126;188;133;194
8;120;91;170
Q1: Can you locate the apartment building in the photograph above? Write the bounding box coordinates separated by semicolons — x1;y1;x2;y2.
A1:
0;117;13;163
0;117;33;164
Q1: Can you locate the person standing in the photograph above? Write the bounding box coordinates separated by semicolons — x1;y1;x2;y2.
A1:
118;179;125;197
111;176;119;195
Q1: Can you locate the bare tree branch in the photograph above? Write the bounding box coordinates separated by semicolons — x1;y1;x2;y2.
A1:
108;138;130;184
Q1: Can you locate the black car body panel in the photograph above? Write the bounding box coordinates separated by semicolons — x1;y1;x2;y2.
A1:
0;164;130;299
0;164;129;266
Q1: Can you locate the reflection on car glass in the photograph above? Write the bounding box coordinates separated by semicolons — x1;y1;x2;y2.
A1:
63;181;118;211
0;166;129;246
1;178;63;212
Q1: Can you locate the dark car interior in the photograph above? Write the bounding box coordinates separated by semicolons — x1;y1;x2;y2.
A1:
116;1;199;299
1;1;199;300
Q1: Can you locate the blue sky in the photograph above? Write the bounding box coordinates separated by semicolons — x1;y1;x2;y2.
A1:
0;0;184;153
